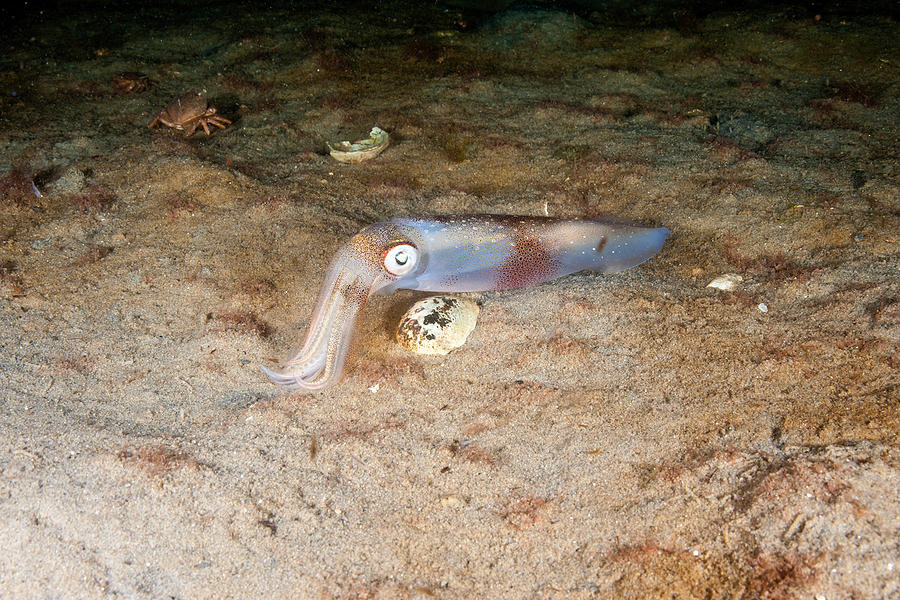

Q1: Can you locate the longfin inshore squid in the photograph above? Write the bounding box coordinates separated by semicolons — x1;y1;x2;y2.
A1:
263;215;670;392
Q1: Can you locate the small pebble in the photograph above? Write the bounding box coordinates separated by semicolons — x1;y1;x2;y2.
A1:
706;274;743;291
440;494;465;508
758;303;769;313
49;166;86;195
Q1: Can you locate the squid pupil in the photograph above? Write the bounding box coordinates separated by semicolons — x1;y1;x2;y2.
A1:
394;251;408;265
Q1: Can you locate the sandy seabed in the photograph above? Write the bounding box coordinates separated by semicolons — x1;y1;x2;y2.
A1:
0;2;898;598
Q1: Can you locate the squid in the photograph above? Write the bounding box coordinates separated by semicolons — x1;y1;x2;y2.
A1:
263;215;670;392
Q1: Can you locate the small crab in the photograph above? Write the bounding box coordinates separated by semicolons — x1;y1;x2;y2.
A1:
147;92;231;137
111;72;156;94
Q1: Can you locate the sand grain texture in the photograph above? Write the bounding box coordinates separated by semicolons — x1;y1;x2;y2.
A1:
1;2;898;598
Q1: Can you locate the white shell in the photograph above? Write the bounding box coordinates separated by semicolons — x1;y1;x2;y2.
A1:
327;126;390;163
706;274;743;291
396;296;480;355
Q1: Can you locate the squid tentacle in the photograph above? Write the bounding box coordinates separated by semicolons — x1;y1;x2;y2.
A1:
261;254;377;391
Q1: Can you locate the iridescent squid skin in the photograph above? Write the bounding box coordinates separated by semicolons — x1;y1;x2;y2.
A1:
263;215;670;392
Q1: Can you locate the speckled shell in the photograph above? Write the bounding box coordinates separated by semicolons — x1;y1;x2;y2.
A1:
396;296;480;355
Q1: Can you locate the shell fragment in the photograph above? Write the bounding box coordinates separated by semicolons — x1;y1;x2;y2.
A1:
707;274;743;291
327;126;390;163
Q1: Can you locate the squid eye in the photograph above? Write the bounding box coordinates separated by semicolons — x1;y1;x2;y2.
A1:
383;243;418;276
